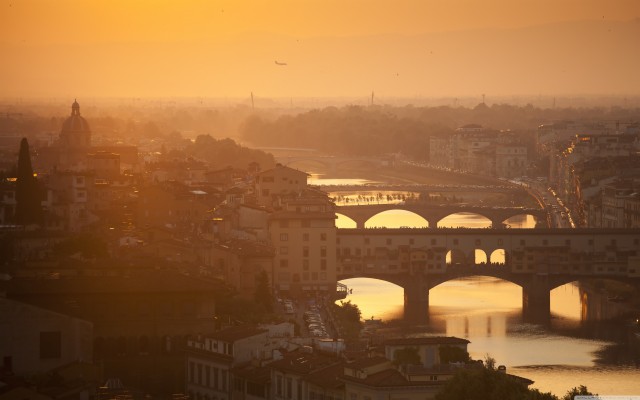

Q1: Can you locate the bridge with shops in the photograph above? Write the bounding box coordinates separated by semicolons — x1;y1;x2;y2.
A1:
316;183;524;194
335;204;548;229
335;228;640;322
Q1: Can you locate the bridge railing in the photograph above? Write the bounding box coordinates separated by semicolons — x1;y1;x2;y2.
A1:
337;258;639;279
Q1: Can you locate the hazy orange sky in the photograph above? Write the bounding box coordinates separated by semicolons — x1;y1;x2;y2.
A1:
2;0;639;99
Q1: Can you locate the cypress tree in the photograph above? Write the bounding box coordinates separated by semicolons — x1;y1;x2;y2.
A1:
15;138;42;225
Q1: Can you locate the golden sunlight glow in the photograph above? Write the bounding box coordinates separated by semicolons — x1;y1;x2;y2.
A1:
1;0;639;97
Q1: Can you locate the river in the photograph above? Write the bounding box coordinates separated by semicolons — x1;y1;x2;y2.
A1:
310;175;640;397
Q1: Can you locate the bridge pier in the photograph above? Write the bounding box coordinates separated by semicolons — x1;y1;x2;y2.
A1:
403;277;430;323
522;276;551;324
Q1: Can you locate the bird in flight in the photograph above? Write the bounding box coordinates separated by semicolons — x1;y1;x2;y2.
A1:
275;61;288;66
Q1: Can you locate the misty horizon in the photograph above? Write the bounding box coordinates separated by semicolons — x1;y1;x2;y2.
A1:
2;15;640;99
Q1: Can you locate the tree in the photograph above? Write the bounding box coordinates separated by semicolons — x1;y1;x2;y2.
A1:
254;270;273;313
15;138;42;225
53;235;108;258
439;345;470;364
435;366;557;400
484;354;497;370
393;347;421;366
561;386;594;400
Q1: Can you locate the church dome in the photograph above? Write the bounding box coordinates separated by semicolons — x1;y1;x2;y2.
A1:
60;99;91;147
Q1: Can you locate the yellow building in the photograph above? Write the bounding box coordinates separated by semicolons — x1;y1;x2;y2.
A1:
268;194;337;296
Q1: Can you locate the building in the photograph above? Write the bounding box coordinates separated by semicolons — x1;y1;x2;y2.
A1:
186;326;279;400
0;297;93;376
267;193;337;296
254;165;309;207
2;269;219;395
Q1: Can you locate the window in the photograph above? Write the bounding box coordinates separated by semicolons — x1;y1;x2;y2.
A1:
280;233;288;241
302;220;310;228
364;238;370;244
320;259;327;270
303;260;309;270
303;247;309;257
280;259;288;268
280;247;289;255
262;189;270;196
263;176;274;183
386;238;392;245
303;233;309;242
320;233;327;241
40;331;61;359
320;246;327;257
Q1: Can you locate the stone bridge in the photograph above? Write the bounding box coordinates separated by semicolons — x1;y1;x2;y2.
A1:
277;155;386;172
335;228;640;322
335;204;548;229
316;183;524;194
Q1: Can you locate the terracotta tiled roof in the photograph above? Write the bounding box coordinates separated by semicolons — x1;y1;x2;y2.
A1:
2;270;218;295
205;325;268;342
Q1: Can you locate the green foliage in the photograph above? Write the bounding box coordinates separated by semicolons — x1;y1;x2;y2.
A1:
484;354;497;370
331;300;363;338
561;386;594;400
336;300;361;323
439;345;470;364
215;280;276;324
53;235;108;258
185;135;275;170
253;270;273;313
435;367;557;400
393;347;421;366
435;361;594;400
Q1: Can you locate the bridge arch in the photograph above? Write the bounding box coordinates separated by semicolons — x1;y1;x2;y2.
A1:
489;249;507;264
474;249;488;264
335;213;357;228
437;212;492;228
364;209;429;229
446;249;468;265
501;213;539;228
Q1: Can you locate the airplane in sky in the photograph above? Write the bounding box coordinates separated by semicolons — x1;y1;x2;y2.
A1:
275;61;288;66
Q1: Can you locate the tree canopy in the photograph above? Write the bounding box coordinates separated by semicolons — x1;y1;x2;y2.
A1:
15;138;43;225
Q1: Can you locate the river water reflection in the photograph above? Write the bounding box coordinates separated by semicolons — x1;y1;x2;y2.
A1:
314;175;640;396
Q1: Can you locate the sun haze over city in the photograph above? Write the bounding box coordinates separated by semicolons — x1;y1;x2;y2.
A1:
1;0;639;99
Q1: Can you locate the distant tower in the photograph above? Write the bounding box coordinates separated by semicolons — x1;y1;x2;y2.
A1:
59;99;91;148
371;91;375;106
